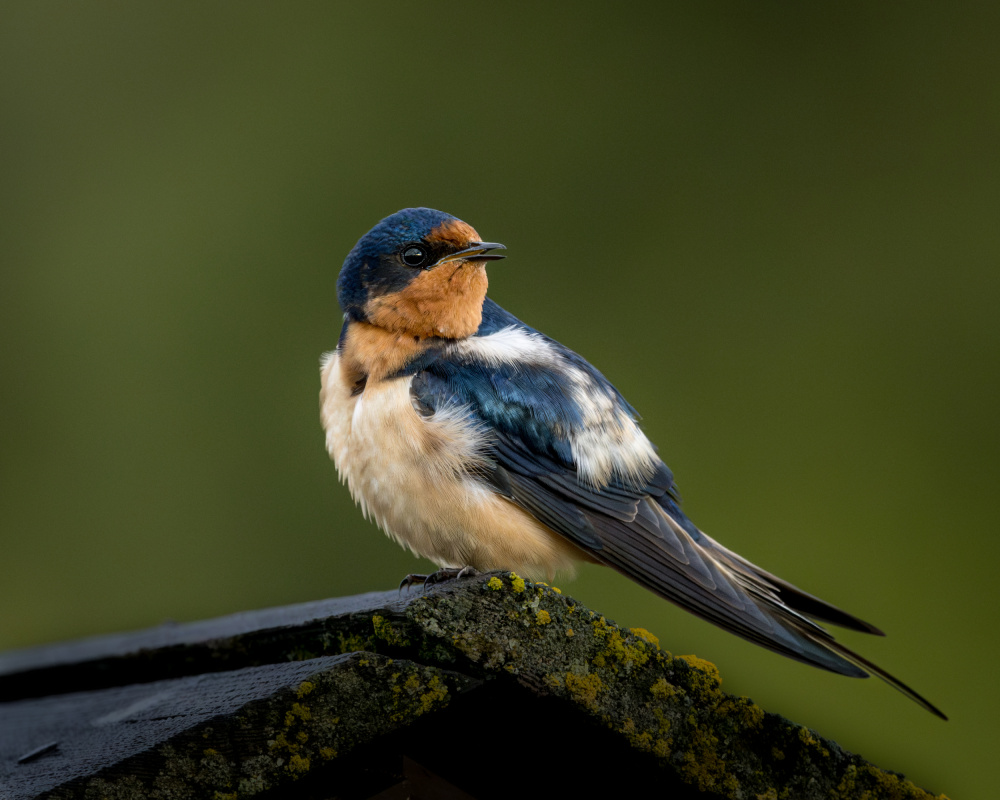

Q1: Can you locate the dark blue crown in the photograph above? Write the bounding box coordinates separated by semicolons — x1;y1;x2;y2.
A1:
337;208;459;319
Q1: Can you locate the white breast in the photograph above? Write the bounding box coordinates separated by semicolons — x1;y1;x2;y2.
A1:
319;351;585;575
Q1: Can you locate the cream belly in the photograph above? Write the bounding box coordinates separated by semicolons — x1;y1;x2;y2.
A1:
320;352;585;575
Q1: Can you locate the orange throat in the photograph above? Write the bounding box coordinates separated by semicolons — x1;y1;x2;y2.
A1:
364;262;488;341
337;322;432;386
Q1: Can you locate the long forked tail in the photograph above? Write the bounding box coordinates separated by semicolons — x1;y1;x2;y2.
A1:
701;527;949;720
804;625;948;720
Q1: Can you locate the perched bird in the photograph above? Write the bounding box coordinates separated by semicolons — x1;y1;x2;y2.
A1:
320;207;945;719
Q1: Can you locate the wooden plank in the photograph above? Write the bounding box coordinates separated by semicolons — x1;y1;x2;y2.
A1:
0;573;948;799
0;652;480;799
0;589;410;703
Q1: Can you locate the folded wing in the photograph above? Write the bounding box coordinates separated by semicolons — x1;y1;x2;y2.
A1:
406;311;945;719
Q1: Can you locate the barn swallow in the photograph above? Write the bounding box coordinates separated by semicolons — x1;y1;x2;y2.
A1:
320;207;945;719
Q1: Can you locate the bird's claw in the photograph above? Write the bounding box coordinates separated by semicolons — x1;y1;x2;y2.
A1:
398;566;480;593
398;573;429;592
427;565;480;585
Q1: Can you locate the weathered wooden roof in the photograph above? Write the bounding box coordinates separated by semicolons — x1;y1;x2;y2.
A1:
0;573;944;799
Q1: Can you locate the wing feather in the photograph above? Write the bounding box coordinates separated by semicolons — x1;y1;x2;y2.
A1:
402;309;945;719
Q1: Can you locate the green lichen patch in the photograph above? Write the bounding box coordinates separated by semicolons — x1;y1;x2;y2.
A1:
31;573;946;799
649;677;677;701
45;653;477;800
564;670;605;711
629;627;660;648
334;630;373;653
832;764;947;800
797;725;831;759
677;654;723;699
588;615;658;673
392;573;946;800
390;670;450;721
371;613;412;647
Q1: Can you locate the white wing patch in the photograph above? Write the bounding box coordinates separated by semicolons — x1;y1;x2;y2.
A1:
450;327;659;489
449;325;559;368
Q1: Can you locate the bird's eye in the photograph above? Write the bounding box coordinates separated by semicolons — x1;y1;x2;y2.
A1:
401;244;430;268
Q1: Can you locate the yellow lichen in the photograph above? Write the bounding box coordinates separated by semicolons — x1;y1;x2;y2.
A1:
418;674;449;714
372;614;410;646
680;727;729;793
319;747;337;760
651;707;672;741
630;627;660;648
565;671;604;711
296;681;314;698
337;631;370;652
633;730;654;750
565;627;575;637
535;609;552;625
284;702;312;727
509;572;526;593
403;673;421;691
623;721;671;761
679;654;721;683
679;654;723;700
797;726;830;758
650;677;677;701
589;617;652;672
487;576;503;591
287;753;310;774
833;763;946;800
718;696;765;729
213;793;237;800
390;670;450;721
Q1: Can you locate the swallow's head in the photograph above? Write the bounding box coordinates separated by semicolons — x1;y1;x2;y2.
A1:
337;208;505;340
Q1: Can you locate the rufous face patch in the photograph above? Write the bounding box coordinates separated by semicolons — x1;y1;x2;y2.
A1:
364;261;489;340
426;218;482;249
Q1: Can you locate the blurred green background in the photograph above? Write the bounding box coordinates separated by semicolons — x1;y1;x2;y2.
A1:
2;4;995;796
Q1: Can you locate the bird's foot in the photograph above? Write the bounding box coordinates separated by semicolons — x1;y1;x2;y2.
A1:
398;566;480;593
427;565;480;585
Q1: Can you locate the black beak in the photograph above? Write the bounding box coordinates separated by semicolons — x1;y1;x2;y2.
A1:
438;241;506;264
